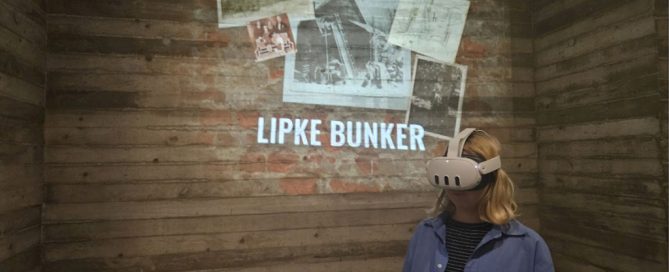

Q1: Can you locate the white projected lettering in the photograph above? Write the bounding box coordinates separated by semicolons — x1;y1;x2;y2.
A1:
257;117;425;151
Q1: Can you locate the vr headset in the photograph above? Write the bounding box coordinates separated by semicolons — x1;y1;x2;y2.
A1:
426;128;501;191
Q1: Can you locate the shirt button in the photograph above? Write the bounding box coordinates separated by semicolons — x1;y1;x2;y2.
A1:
437;264;443;269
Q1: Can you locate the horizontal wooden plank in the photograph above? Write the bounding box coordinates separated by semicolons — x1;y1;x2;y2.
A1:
540;158;664;176
539;206;666;241
0;245;40;272
540;173;664;201
538;136;660;159
43;240;406;272
536;15;656;67
0;206;40;237
43;191;435;221
42;163;396;185
0;164;42;186
45;175;435;203
0;0;45;45
45;177;537;203
48;14;221;41
537;117;660;142
536;48;657;96
0;72;44;106
45;127;250;147
540;191;665;220
0;183;42;214
551;251;608;272
534;0;653;50
0;143;41;164
533;0;587;24
47;89;533;113
536;95;660;126
1;0;45;26
47;0;218;23
194;256;404;272
44;223;415;261
0;24;45;69
546;235;666;272
0;47;45;86
46;10;527;42
44;145;429;163
534;0;640;36
47;53;259;76
44;207;426;242
537;74;657;116
543;228;667;268
0;226;40;261
0;116;42;144
536;34;657;81
0;96;43;122
47;72;260;93
48;33;250;60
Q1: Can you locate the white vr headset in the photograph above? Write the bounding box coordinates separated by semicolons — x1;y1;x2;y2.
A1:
426;128;501;191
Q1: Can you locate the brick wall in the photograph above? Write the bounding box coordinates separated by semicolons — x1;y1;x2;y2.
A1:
42;0;539;271
0;0;45;271
533;0;668;271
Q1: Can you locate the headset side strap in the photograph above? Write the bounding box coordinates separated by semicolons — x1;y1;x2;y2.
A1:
478;156;501;174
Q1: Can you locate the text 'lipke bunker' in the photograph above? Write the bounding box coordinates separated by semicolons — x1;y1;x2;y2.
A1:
256;117;426;151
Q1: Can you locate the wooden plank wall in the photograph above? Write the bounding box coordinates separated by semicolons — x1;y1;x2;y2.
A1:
42;0;539;271
0;0;46;271
533;0;668;271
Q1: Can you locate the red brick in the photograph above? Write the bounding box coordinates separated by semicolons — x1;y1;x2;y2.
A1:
240;152;265;173
204;30;231;43
431;142;448;157
198;111;234;126
355;157;379;175
329;179;380;193
267;149;300;173
214;132;235;146
268;67;284;80
459;37;487;58
319;132;341;153
188;132;214;145
237;111;261;129
280;178;317;195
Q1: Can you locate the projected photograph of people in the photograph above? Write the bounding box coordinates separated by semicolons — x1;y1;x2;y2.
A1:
406;56;467;140
247;14;297;62
283;0;412;110
216;0;315;28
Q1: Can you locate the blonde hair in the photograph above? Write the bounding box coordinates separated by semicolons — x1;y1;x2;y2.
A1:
429;130;518;225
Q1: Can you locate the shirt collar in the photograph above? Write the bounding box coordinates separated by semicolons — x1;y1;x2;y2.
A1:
423;213;527;243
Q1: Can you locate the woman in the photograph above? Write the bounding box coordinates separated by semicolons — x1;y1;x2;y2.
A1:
403;129;554;272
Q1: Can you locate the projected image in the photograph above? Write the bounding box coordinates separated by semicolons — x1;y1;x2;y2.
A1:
388;0;470;63
247;14;297;62
283;0;412;110
406;56;467;140
216;0;315;28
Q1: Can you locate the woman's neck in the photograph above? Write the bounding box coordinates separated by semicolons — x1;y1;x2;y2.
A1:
451;208;484;223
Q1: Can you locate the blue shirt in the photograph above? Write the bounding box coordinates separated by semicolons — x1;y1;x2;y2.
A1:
403;214;555;272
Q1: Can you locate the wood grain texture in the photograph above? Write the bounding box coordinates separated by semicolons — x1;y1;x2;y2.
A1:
42;0;541;270
534;0;667;271
0;0;44;270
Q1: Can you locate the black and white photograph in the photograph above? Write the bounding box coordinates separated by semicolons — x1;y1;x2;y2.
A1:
405;55;467;140
282;0;412;110
216;0;315;28
247;14;297;62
